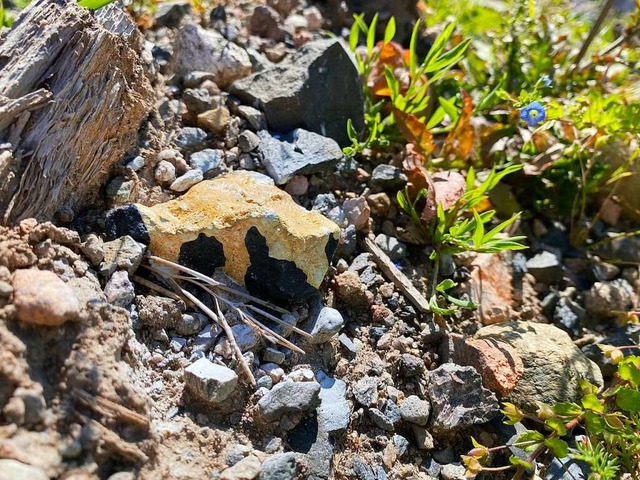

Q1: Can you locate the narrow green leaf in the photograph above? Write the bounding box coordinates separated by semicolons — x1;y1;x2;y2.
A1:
466;167;476;191
349;18;360;52
366;13;379;56
483;213;521;242
424;38;472;73
424;22;455;69
383;17;396;44
544;438;569;459
472;210;484;247
509;456;532;469
616;387;640;412
426;106;446;129
396;190;410;213
409;20;421;75
438;96;459;124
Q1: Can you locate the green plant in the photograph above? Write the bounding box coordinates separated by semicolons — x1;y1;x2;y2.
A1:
1;0;13;29
397;164;527;314
345;15;472;159
463;347;640;479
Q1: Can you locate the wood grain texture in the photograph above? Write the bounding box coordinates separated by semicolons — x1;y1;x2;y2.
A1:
0;0;154;224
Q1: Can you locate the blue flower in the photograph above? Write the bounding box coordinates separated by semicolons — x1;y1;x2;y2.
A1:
541;75;552;87
520;101;546;127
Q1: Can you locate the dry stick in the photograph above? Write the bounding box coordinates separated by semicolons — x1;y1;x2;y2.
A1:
75;413;149;464
73;389;150;429
570;0;616;74
148;255;290;315
181;276;312;339
149;268;256;386
235;307;305;354
132;274;184;302
360;236;431;314
184;278;306;353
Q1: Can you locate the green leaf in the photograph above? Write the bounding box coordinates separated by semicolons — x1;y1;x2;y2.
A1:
409;20;421;75
366;13;378;56
424;22;455;69
584;411;605;434
545;418;567;436
383;17;396;44
429;294;457;315
466;167;476;192
397;190;410;213
552;402;583;418
509;456;532;469
544;438;569;458
617;359;640;387
615;387;640;412
436;279;457;292
438;96;459;124
582;393;604;413
472;210;484;247
426;106;446;130
424;38;472;73
77;0;116;9
349;18;361;52
483;213;521;242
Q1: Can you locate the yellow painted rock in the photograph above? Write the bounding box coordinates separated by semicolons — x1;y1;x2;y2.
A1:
106;171;340;303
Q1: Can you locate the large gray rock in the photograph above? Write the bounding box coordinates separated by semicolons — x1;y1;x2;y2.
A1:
257;380;321;420
399;395;430;426
173;24;252;87
427;363;499;433
184;358;238;403
475;321;604;412
257;129;344;185
229;39;364;146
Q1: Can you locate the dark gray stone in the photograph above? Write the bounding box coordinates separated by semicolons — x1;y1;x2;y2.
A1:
369;408;394;430
427;363;499;433
182;88;212;115
257;129;343;184
174;127;208;151
259;452;297;480
400;354;425;378
229;39;364;146
596;234;640;263
239;130;260;152
370;165;408;190
553;297;585;338
526;251;564;284
257;381;321;420
591;262;620;281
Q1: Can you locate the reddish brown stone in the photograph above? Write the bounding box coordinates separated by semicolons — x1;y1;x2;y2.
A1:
12;269;80;326
468;252;513;325
446;334;523;397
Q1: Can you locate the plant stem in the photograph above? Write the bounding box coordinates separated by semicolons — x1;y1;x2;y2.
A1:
571;0;616;73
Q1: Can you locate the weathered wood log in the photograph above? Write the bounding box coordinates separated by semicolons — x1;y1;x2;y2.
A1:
0;0;154;224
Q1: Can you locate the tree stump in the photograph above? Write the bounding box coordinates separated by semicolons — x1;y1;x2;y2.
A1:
0;0;154;224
